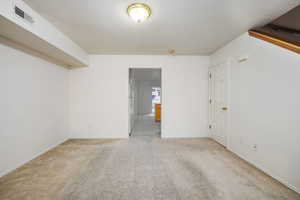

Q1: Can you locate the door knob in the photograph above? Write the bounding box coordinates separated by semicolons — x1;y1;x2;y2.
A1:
222;107;228;111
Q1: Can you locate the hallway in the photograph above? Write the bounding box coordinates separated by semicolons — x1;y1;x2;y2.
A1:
131;115;161;137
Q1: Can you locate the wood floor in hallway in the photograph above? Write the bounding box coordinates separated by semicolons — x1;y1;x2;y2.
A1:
0;137;299;200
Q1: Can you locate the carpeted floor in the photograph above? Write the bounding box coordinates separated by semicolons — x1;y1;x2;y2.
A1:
0;137;299;200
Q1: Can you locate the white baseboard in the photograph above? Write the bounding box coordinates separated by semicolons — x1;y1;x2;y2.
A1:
226;146;300;194
210;137;300;194
0;138;68;178
69;136;129;139
209;136;300;194
161;135;209;139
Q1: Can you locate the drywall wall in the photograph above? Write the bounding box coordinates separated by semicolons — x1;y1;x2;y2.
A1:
0;42;69;177
69;55;209;138
0;0;89;67
211;33;300;193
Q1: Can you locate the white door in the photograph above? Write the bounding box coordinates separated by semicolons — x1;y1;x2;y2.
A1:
209;62;229;147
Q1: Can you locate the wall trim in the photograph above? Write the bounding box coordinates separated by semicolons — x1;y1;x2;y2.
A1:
226;145;300;194
69;136;129;139
0;138;68;178
161;135;209;139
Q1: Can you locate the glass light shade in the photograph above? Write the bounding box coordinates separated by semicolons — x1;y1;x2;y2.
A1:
127;3;151;23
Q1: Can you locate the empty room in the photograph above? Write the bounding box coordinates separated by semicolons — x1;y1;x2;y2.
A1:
0;0;300;199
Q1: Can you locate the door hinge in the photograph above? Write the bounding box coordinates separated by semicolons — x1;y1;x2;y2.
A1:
209;99;212;104
209;125;212;129
209;73;212;79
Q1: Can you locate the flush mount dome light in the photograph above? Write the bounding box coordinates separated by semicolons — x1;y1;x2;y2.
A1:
127;3;151;23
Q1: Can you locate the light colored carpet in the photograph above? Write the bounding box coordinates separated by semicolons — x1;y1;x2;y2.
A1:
0;137;299;200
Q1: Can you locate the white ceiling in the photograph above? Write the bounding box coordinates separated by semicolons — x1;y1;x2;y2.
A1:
24;0;300;55
132;69;161;81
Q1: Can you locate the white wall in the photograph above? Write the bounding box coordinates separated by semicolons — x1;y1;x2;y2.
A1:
0;42;69;177
0;0;89;67
69;55;209;138
211;33;300;193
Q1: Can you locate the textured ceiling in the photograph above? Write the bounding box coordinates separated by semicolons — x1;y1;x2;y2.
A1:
24;0;300;55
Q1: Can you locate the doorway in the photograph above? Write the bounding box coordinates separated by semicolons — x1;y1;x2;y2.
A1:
129;68;162;137
151;87;161;114
208;62;229;147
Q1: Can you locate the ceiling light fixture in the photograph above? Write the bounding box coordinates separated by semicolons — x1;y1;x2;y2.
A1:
127;3;151;23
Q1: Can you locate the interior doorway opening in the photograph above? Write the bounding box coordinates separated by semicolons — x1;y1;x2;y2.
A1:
151;87;161;114
129;68;162;138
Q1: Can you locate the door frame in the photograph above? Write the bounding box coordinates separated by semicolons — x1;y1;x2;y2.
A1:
208;59;231;148
128;67;162;138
